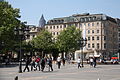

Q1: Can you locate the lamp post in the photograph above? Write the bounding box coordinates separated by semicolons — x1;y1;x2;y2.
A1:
14;24;29;73
78;38;87;67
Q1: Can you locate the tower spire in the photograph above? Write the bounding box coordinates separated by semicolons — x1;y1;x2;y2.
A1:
39;14;46;27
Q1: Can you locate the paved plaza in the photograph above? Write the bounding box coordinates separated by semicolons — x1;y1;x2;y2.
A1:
0;63;120;80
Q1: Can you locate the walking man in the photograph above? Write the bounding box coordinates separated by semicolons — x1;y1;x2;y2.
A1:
23;57;31;72
47;57;53;71
93;57;97;68
41;58;45;71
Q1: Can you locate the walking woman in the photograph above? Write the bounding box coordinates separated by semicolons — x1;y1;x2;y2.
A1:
77;57;81;69
31;56;36;71
57;56;61;69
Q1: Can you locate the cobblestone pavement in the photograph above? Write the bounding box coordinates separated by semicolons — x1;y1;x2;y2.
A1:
0;63;120;80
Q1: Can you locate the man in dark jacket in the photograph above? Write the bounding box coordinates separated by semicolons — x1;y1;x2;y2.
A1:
23;57;31;72
47;57;53;71
41;58;45;71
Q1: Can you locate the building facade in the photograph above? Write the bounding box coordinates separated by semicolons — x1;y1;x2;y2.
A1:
45;13;119;59
26;25;43;42
115;18;120;49
26;15;46;42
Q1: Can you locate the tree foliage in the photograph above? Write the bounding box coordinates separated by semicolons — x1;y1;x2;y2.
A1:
0;1;21;54
56;26;82;54
31;29;55;55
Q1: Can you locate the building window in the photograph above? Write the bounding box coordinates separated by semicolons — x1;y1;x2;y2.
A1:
104;43;106;49
104;36;106;40
119;44;120;48
97;30;99;33
60;25;62;28
88;30;90;34
27;35;30;39
97;36;99;40
88;37;90;40
50;26;52;29
57;32;59;35
53;26;55;29
119;38;120;42
64;24;66;28
92;30;94;34
84;23;86;26
80;23;82;27
97;43;99;49
81;18;84;22
119;33;120;37
33;35;35;38
88;43;90;48
75;23;78;27
97;22;99;26
53;32;55;35
57;26;59;29
88;23;90;26
88;17;91;21
92;43;94;48
92;23;94;26
92;37;94;40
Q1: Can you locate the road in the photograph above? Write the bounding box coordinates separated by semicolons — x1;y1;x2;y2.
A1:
0;63;120;80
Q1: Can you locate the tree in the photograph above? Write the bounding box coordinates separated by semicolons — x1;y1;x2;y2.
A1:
0;1;22;54
56;26;82;58
31;29;55;57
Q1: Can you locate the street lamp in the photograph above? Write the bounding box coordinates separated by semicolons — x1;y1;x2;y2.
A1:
78;38;87;67
14;24;29;73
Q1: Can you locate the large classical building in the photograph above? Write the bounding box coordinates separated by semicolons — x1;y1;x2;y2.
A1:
45;13;119;59
115;18;120;50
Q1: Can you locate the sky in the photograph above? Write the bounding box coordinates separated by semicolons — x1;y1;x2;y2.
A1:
6;0;120;26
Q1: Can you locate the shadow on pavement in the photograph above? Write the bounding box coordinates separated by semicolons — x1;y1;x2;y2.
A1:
42;70;58;73
0;63;19;68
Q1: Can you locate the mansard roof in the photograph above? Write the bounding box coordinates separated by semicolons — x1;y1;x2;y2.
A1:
46;13;117;25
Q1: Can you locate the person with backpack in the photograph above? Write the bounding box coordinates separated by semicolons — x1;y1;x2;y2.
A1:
41;57;45;71
47;57;53;71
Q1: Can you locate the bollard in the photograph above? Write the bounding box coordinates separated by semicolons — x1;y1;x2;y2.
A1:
15;76;18;80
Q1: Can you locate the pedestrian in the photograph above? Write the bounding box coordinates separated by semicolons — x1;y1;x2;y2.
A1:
90;57;93;67
93;57;97;68
31;56;36;71
77;57;81;69
57;56;61;69
47;57;53;71
41;57;45;71
35;56;41;71
23;57;31;72
62;58;66;66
